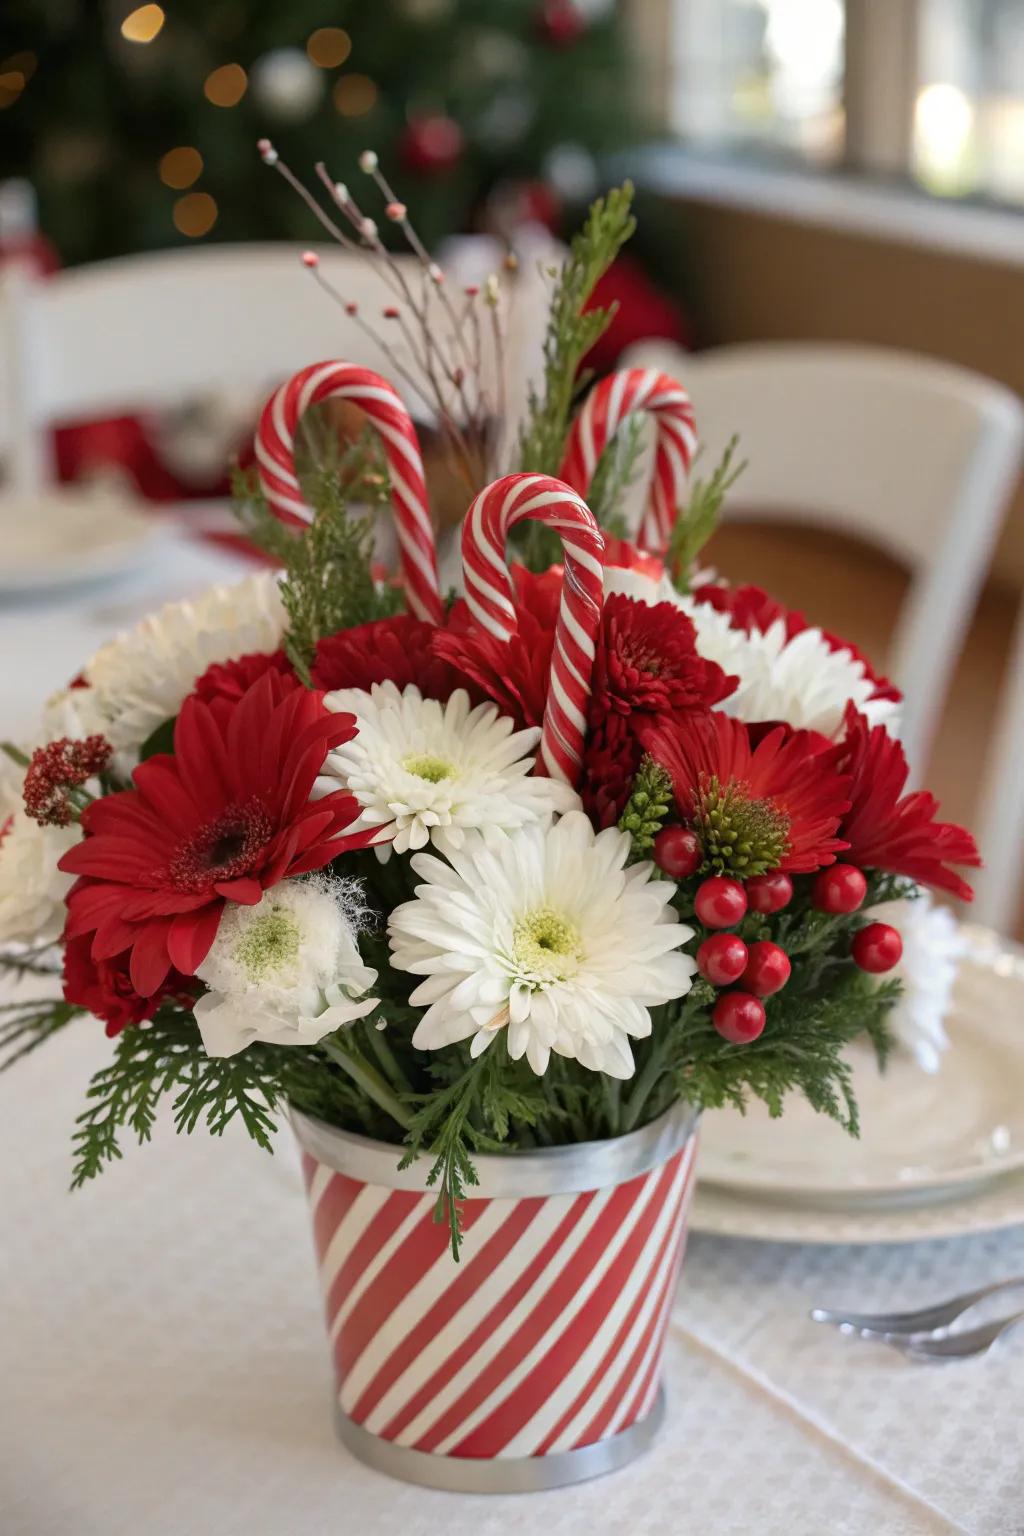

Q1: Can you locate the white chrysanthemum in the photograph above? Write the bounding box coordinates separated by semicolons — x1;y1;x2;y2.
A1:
321;682;579;858
602;564;899;739
194;878;378;1058
85;571;286;750
388;811;697;1078
0;810;78;945
866;891;964;1074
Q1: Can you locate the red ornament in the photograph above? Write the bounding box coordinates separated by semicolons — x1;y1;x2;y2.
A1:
745;871;794;914
537;0;588;47
399;115;465;177
653;825;702;881
741;941;791;998
712;992;766;1045
695;876;748;928
813;863;868;914
851;922;903;974
697;934;748;987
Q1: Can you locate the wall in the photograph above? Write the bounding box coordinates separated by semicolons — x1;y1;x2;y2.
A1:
655;195;1024;586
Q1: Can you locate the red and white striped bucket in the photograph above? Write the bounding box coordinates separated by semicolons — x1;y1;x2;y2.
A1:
292;1102;699;1492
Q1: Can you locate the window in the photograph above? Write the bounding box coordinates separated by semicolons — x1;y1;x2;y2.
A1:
664;0;1024;208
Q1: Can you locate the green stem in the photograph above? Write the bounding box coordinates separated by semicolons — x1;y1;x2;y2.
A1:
320;1038;413;1131
365;1023;413;1095
1;741;30;769
621;1042;668;1134
602;1077;621;1137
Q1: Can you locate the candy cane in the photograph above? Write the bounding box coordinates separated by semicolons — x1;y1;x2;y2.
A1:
559;368;697;557
462;474;605;785
255;361;444;626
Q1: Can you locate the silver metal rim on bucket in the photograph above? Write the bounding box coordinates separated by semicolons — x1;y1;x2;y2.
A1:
333;1390;666;1494
291;1098;699;1198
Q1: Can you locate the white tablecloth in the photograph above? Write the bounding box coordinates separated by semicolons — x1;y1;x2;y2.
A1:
3;532;1023;1536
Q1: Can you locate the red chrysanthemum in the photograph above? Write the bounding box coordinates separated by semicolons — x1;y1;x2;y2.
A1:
592;594;735;722
432;565;563;729
693;581;902;703
192;649;296;713
59;672;375;996
834;704;980;900
62;933;194;1038
644;710;851;876
312;613;461;700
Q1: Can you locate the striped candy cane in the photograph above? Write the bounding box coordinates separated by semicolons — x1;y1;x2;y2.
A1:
559;368;698;558
255;361;444;626
462;474;605;786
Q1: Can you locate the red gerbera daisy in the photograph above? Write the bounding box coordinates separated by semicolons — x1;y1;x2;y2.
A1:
432;565;563;729
693;581;901;704
312;613;460;700
63;933;194;1037
835;704;980;900
59;672;375;996
644;710;851;876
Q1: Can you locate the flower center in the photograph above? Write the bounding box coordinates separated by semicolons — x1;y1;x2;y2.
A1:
166;798;273;893
233;905;301;982
513;906;582;982
695;775;790;877
402;752;455;784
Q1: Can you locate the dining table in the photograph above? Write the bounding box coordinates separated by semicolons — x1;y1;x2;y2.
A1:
2;518;1022;1536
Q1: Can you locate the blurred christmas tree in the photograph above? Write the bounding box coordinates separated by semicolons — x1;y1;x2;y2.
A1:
0;0;641;265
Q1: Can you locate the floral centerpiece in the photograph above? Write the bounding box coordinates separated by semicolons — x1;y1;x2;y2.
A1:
0;159;979;1492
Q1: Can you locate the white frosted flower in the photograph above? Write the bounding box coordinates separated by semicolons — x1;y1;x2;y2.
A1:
0;810;78;945
602;564;899;739
194;878;378;1058
321;682;578;858
866;891;964;1074
389;811;697;1078
85;571;286;750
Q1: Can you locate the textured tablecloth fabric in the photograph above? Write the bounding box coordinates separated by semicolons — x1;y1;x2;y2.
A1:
3;1022;1023;1536
3;532;1024;1535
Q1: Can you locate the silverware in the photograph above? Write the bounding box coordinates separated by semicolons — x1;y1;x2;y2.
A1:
810;1274;1024;1338
888;1310;1024;1362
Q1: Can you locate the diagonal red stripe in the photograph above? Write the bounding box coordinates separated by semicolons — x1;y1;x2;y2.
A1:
447;1155;681;1458
532;1155;687;1455
615;1179;697;1432
348;1198;546;1425
572;1157;694;1446
336;1199;490;1389
324;1187;425;1343
310;1170;363;1268
384;1192;596;1448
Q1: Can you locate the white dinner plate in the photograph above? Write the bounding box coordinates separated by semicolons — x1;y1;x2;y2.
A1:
0;487;165;597
698;925;1024;1204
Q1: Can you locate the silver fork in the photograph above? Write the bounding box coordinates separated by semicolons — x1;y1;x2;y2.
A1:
892;1310;1024;1363
811;1274;1024;1337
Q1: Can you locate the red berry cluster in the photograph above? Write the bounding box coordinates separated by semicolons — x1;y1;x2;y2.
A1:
23;735;112;827
811;863;902;974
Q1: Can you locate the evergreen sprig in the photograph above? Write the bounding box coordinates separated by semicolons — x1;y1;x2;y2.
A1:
516;182;636;568
668;435;746;589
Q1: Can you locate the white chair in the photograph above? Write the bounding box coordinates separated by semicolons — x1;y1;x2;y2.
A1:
972;613;1024;931
0;238;552;494
622;339;1024;784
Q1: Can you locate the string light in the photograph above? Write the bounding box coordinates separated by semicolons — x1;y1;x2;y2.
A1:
333;74;378;118
121;4;166;44
173;192;218;237
204;63;247;108
307;28;351;69
0;51;36;108
159;146;203;189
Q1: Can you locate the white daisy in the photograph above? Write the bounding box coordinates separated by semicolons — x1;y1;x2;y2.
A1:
865;890;964;1074
602;564;899;739
321;682;578;858
388;811;697;1078
193;877;378;1059
84;570;286;751
0;810;79;945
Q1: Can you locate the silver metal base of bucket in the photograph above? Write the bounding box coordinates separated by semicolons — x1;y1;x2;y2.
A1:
334;1389;665;1494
